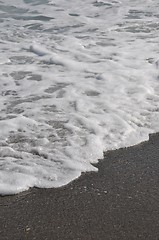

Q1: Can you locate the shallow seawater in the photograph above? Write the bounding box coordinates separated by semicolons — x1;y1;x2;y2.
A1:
0;0;159;195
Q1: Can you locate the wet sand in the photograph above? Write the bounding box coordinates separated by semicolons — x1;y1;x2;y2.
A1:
0;133;159;240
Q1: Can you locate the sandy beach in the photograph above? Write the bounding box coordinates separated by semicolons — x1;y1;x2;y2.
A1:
0;133;159;240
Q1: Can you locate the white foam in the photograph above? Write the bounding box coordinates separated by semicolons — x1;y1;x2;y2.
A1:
0;57;10;65
30;44;51;56
0;0;159;195
30;43;87;71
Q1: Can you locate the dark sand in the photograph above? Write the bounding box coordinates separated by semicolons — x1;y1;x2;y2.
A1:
0;133;159;240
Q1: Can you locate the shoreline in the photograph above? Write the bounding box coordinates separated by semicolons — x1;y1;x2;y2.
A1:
1;133;159;239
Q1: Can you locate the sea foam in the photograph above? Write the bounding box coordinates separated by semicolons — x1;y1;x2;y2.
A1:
0;0;159;195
